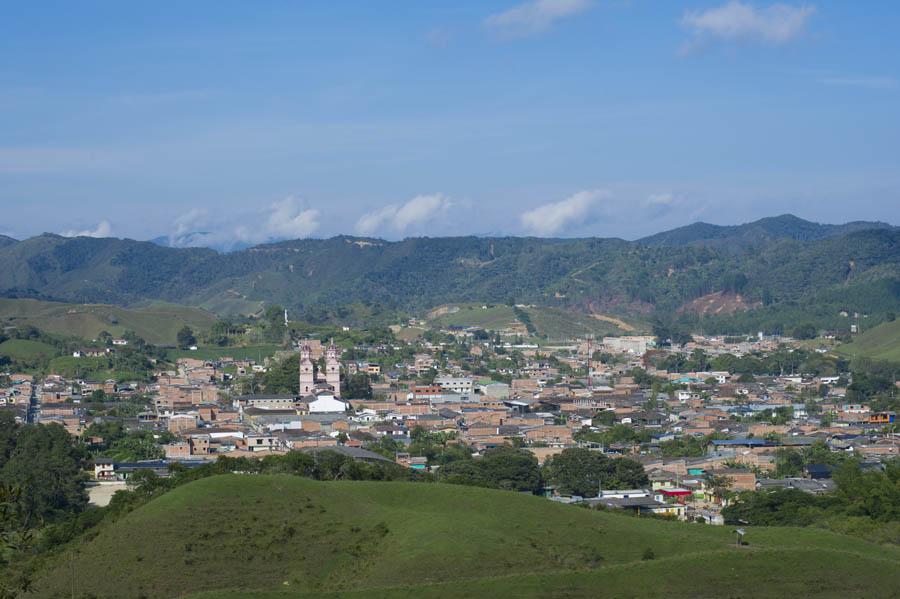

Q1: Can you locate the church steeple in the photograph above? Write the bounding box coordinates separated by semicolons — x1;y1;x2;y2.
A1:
325;339;341;398
298;343;315;396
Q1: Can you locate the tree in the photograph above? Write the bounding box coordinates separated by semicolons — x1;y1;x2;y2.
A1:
442;446;542;493
343;373;372;399
176;326;196;350
592;411;615;427
263;305;288;343
262;354;300;394
791;323;818;340
705;473;733;501
542;448;648;497
0;423;87;527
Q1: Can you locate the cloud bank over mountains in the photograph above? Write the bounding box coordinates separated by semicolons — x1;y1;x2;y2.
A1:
355;193;453;236
62;221;113;239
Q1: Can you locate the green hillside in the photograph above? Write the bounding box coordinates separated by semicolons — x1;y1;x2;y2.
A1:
0;338;56;360
0;219;897;335
837;318;900;363
31;475;900;598
0;298;216;345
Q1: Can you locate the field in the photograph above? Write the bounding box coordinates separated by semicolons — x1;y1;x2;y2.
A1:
0;298;216;345
836;318;900;363
428;303;521;331
165;344;282;362
31;475;900;598
427;303;638;339
526;307;634;340
0;338;57;360
46;355;150;382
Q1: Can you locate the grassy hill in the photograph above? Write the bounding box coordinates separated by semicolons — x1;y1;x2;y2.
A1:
0;298;216;345
31;475;900;598
0;338;56;360
837;318;900;363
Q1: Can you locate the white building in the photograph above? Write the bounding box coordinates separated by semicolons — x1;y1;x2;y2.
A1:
308;392;348;414
434;376;473;395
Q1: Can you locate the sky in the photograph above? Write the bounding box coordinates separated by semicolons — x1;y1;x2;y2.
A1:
1;1;899;248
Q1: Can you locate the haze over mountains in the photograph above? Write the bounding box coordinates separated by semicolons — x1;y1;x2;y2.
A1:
0;215;897;333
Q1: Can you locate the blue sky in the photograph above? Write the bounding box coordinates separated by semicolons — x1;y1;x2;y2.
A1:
1;1;899;248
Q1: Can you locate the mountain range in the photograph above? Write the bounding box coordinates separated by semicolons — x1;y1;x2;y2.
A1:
0;215;897;333
638;214;894;250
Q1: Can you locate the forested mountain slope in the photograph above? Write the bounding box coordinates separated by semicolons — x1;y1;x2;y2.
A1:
639;214;894;251
0;218;897;333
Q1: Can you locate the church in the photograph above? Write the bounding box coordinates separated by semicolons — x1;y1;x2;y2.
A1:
299;340;341;396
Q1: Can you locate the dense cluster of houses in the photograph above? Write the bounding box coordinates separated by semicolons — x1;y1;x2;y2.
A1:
2;328;897;523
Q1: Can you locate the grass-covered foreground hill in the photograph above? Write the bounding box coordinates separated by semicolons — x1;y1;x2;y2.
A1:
31;475;900;598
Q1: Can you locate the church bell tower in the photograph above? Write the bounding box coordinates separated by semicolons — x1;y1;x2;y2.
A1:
325;340;341;397
299;344;315;396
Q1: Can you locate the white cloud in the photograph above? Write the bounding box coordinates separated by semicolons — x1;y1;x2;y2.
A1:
820;76;899;90
166;198;319;250
264;197;320;239
356;205;400;236
681;1;814;50
173;208;208;237
485;0;592;38
520;189;605;236
645;192;678;207
62;220;113;238
356;193;452;236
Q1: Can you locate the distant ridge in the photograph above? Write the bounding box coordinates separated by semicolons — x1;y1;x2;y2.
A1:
0;235;18;249
0;218;897;332
638;214;894;249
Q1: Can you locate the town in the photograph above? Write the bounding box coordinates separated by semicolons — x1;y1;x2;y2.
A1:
3;310;896;529
4;2;900;595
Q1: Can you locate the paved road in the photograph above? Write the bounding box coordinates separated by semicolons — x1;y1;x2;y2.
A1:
26;376;38;423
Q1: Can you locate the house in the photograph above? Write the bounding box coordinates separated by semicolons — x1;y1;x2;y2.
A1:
597;495;687;520
434;376;474;395
93;458;206;481
236;394;297;410
241;434;282;452
395;452;428;470
806;464;834;479
869;412;896;425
